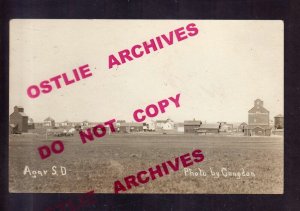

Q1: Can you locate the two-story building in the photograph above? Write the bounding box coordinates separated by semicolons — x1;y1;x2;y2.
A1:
244;99;271;136
9;106;29;133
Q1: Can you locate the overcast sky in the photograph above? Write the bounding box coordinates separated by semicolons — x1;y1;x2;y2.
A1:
10;20;283;123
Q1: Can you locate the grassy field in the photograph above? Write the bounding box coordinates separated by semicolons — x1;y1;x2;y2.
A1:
9;132;283;194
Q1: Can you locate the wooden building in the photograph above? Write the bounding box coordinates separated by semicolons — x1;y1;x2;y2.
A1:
116;120;125;131
9;106;28;133
119;122;143;133
198;123;220;134
238;122;248;132
147;121;156;131
175;122;184;133
156;119;174;130
244;99;271;136
245;125;272;136
34;122;44;128
44;117;55;127
184;120;202;133
274;114;284;129
219;123;233;133
61;120;70;127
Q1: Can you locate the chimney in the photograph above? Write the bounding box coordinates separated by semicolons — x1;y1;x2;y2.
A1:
14;106;24;113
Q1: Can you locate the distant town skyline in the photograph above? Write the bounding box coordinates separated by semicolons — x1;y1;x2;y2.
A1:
10;20;283;123
9;97;282;124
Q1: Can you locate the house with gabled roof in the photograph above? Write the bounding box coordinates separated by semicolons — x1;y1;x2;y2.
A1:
184;120;202;133
274;114;284;129
44;117;55;127
238;122;248;132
